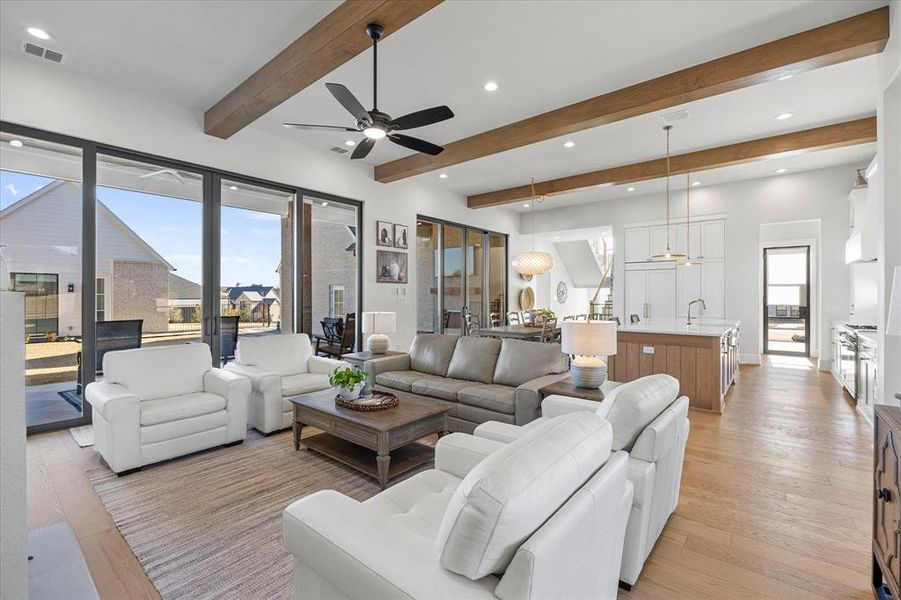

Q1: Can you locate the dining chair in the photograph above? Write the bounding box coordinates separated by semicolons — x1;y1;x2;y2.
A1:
489;312;501;327
507;311;522;325
522;310;535;325
540;317;558;343
574;314;588;321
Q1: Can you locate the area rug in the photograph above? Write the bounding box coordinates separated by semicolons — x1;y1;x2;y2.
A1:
69;425;94;448
88;430;383;600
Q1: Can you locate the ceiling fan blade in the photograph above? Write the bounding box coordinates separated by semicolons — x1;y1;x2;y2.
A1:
139;169;169;178
282;123;359;132
351;137;376;160
390;106;454;131
388;134;444;156
326;83;371;124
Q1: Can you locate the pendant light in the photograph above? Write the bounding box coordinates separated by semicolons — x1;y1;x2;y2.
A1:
649;125;687;261
677;171;702;267
512;179;554;276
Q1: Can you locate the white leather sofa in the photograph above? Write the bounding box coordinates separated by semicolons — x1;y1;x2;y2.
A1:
225;334;349;434
85;343;250;475
474;374;690;589
283;412;633;600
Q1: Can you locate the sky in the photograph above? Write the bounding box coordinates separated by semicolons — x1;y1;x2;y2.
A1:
1;171;280;287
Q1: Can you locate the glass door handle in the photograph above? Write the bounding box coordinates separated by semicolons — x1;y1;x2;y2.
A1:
204;316;211;337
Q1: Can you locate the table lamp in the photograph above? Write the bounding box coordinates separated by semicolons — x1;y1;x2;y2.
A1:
361;311;396;354
561;321;617;388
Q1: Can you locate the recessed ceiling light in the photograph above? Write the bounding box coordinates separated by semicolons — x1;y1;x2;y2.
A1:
26;27;52;41
775;112;794;120
483;81;499;92
8;140;23;148
627;186;636;192
322;201;329;207
522;203;530;208
777;75;793;81
229;185;238;191
776;168;787;174
563;141;575;148
438;173;448;179
344;139;356;147
554;236;560;240
691;181;701;187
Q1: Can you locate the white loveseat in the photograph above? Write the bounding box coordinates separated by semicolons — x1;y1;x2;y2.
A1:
225;334;349;434
283;412;633;600
474;374;690;588
85;343;250;475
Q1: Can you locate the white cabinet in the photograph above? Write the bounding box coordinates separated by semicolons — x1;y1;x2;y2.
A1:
625;266;676;319
649;225;675;257
700;220;725;259
676;264;701;317
700;259;725;318
624;228;650;263
674;223;701;258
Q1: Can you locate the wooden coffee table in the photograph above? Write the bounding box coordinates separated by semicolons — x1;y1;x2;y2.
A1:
290;387;452;488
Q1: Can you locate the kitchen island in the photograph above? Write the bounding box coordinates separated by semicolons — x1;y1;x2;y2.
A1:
606;319;741;412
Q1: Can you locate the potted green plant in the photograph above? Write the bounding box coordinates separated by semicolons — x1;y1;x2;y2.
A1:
329;367;367;400
533;308;556;325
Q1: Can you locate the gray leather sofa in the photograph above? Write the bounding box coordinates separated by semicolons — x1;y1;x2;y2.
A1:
364;334;569;433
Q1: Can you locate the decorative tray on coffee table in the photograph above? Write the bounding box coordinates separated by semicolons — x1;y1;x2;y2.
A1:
335;390;399;412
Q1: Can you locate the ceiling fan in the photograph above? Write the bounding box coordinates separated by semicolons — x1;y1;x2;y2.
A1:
283;23;454;160
139;168;185;184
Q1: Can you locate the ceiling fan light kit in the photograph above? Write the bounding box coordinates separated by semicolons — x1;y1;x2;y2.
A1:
282;22;453;160
650;125;687;261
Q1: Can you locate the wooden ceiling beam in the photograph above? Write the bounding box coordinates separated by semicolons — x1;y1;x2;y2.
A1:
204;0;442;139
375;7;888;183
467;117;876;208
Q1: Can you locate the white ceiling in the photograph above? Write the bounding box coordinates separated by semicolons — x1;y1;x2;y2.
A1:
0;0;886;210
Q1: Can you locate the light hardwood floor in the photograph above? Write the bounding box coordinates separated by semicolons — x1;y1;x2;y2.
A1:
27;355;873;599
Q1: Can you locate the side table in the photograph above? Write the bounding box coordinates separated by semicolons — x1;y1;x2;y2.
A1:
341;350;406;370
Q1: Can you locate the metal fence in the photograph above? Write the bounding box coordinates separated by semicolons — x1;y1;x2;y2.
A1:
167;321;272;333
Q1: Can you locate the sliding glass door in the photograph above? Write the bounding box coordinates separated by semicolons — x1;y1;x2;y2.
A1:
416;216;508;334
1;131;86;430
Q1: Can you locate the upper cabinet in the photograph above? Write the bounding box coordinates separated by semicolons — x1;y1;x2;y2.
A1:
624;227;651;263
699;220;725;259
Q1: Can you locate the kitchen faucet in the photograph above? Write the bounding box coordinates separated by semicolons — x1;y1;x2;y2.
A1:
687;298;707;325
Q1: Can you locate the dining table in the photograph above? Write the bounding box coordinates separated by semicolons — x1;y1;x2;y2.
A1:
476;324;556;340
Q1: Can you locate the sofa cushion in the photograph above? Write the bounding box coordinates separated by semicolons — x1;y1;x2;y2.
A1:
604;374;679;451
411;377;470;401
409;334;460;377
104;343;211;401
139;392;226;426
235;334;313;377
141;410;229;445
458;384;516;415
281;373;331;397
446;337;502;384
437;412;612;579
375;370;424;392
492;339;567;388
363;469;459;539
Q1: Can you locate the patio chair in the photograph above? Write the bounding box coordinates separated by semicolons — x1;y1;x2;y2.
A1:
315;313;356;359
76;319;143;391
488;312;501;327
219;315;240;364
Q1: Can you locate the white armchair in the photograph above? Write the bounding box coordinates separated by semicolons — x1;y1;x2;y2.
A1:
283;412;632;600
473;374;690;589
225;334;349;434
85;343;250;475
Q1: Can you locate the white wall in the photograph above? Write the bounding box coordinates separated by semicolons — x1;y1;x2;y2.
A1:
0;52;519;350
519;165;860;361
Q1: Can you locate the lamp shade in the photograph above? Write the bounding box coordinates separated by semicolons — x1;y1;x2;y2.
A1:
361;311;396;334
512;251;554;276
561;321;617;357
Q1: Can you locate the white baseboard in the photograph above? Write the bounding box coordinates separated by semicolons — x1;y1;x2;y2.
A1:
740;354;761;365
817;358;831;372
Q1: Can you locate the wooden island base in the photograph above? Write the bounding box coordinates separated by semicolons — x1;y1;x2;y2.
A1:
606;328;739;413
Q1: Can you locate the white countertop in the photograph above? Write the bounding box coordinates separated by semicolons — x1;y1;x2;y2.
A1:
617;318;741;337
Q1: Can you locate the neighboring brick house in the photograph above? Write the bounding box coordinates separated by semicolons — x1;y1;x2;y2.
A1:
310;220;357;335
222;285;280;325
0;180;177;336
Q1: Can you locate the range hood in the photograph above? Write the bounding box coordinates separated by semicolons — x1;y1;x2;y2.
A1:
845;158;878;264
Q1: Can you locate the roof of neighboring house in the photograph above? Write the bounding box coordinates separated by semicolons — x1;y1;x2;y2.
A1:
261;297;279;306
0;179;175;271
238;290;263;302
168;273;202;299
223;285;275;302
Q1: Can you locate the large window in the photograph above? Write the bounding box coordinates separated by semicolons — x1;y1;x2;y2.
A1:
416;217;507;334
1;121;363;433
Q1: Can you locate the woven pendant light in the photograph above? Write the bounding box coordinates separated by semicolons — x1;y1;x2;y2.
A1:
512;179;554;276
650;125;687;261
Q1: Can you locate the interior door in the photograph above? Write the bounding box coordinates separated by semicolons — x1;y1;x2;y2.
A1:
763;246;810;355
646;269;676;319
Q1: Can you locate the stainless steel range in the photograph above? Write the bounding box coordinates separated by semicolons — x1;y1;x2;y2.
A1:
838;324;877;398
